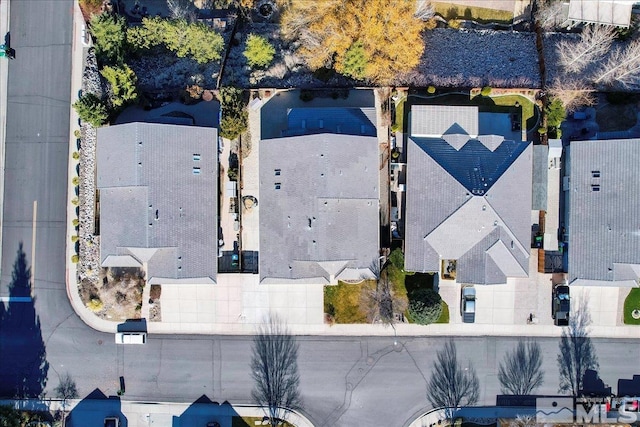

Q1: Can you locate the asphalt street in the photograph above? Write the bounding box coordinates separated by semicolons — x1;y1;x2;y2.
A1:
0;2;639;427
40;332;640;427
0;0;71;299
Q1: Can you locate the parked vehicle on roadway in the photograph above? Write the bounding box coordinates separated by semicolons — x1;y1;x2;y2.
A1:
115;332;146;344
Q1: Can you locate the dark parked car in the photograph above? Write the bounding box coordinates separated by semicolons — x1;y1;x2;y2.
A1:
460;286;476;323
104;417;119;427
552;284;570;326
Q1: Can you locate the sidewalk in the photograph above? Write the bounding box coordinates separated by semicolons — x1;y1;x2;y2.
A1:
64;0;119;334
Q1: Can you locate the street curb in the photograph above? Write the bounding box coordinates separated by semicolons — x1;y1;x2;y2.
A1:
64;0;115;335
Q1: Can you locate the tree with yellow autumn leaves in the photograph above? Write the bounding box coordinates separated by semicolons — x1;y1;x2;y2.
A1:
280;0;426;84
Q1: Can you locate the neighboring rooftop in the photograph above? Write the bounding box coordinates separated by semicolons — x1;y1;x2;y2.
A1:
568;138;640;286
259;133;379;284
566;0;637;28
543;139;562;252
532;145;549;210
405;105;532;284
97;122;218;284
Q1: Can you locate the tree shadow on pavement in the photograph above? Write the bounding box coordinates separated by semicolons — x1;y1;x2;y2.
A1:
0;243;49;398
557;293;599;396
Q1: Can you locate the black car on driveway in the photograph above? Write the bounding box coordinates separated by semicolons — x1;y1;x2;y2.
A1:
552;284;570;326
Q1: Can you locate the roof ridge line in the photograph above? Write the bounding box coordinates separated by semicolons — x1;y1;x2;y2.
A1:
483;198;529;259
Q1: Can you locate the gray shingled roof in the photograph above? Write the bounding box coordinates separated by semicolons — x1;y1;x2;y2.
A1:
410;105;478;138
259;134;379;283
568;139;640;286
405;106;532;284
97;123;218;284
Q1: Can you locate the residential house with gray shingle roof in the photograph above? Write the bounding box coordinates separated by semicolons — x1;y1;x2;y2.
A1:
97;122;218;284
259;107;379;284
404;105;532;284
567;138;640;286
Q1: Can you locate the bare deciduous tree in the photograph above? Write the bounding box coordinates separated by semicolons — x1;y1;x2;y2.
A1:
54;373;78;427
535;0;565;31
251;314;302;427
557;294;599;396
167;0;195;20
509;414;538;427
557;24;615;74
547;79;596;113
415;0;435;21
498;340;544;395
594;40;640;89
427;340;479;419
361;259;407;325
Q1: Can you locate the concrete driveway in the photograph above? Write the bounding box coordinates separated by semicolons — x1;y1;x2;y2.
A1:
439;249;625;328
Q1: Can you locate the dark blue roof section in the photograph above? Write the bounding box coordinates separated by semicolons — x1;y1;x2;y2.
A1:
282;107;377;137
411;137;529;195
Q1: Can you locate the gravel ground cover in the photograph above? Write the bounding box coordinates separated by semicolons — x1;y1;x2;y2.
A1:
398;28;541;88
75;49;144;321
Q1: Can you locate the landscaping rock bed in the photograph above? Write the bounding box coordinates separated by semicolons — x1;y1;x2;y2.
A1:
75;49;145;321
76;50;101;288
129;53;220;92
398;29;541;88
221;22;358;89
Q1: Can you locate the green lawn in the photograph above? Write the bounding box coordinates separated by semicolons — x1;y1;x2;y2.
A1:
324;280;375;324
437;301;450;323
433;2;513;24
488;94;537;131
386;263;408;300
623;288;640;325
